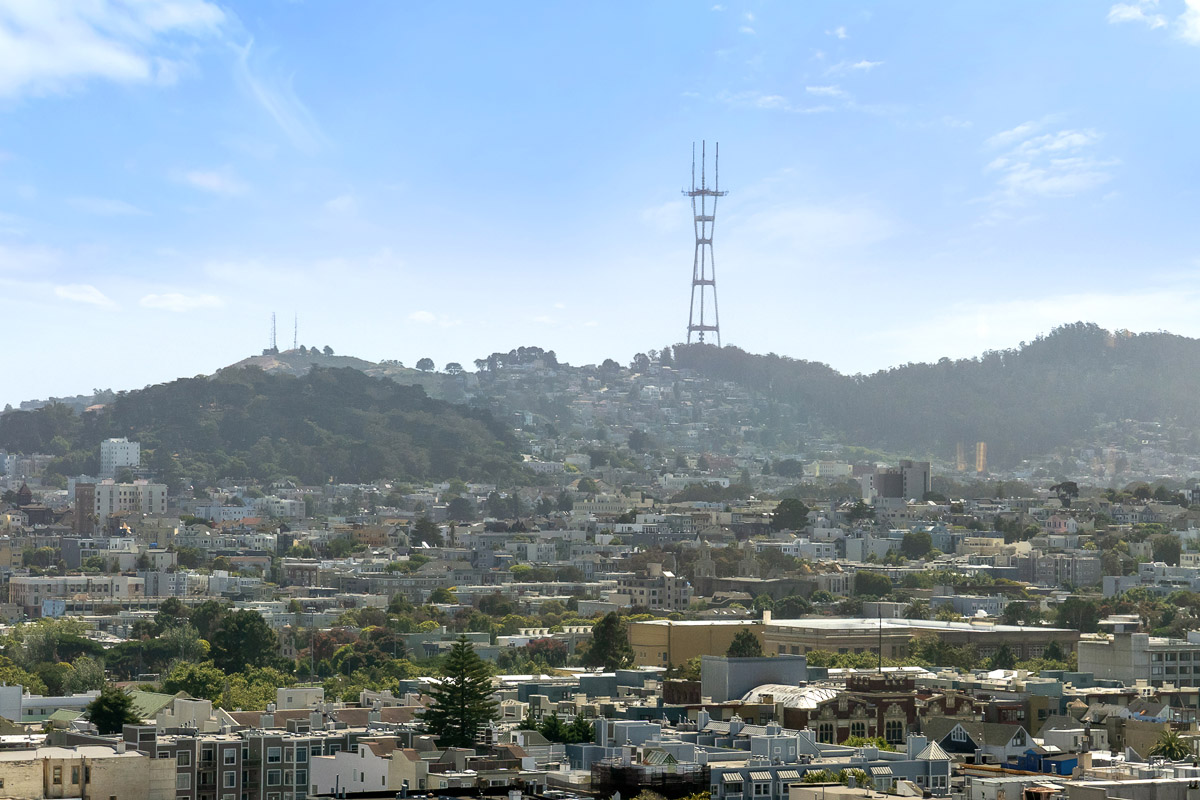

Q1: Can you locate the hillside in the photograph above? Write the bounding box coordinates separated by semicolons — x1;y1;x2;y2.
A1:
674;322;1200;466
230;349;458;401
0;367;524;489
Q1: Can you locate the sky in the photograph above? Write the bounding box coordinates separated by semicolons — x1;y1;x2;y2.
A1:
1;0;1198;405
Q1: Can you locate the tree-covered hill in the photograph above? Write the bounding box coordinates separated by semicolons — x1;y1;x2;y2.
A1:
0;367;524;489
675;323;1200;466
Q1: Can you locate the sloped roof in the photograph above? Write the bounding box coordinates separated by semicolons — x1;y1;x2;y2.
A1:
916;741;950;761
129;690;177;720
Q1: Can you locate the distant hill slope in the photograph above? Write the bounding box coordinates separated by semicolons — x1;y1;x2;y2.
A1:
231;350;455;400
0;367;523;488
675;322;1200;466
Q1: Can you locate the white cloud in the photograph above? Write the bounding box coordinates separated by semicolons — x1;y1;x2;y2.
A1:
827;25;848;39
1183;0;1200;42
140;292;223;312
716;90;833;114
982;122;1117;211
744;12;755;22
0;0;224;98
235;39;327;155
407;309;461;328
68;196;148;216
985;119;1048;149
851;59;883;71
805;85;847;98
1107;1;1167;28
55;283;114;307
740;26;756;35
711;4;724;10
173;167;249;195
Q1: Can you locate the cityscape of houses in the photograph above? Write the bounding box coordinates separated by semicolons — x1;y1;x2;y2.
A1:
0;351;1199;800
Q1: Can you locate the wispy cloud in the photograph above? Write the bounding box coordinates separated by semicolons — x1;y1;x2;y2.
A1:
740;26;756;35
324;194;357;215
640;200;689;233
827;25;848;39
68;196;148;216
0;243;58;273
736;204;898;255
1107;1;1167;29
806;85;847;98
140;292;223;312
0;0;224;98
234;39;327;155
716;90;833;114
981;119;1118;216
55;284;114;307
408;310;461;328
1108;0;1200;42
172;167;249;195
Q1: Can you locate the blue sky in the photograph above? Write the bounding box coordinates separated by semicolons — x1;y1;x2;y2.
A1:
1;0;1198;405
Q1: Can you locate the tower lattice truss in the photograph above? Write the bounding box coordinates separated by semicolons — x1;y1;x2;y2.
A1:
685;140;727;346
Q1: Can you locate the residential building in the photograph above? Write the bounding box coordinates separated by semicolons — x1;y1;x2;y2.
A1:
99;437;140;478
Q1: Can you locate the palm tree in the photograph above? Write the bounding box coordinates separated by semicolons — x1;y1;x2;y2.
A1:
1149;728;1192;761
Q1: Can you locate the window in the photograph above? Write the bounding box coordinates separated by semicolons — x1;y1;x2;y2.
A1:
224;771;236;788
951;727;968;743
224;749;237;765
851;721;867;738
179;751;192;767
178;774;192;790
885;720;905;744
268;747;282;763
727;783;743;796
53;766;62;785
817;723;834;744
268;770;282;786
296;749;308;763
72;766;80;784
296;770;307;786
753;782;769;796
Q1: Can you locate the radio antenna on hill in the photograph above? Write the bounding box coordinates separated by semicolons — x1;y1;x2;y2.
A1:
684;141;727;346
293;314;298;351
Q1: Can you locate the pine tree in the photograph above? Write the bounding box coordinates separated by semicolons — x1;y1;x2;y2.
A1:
565;714;595;744
585;612;634;670
87;686;141;734
421;636;498;747
539;712;565;742
726;628;764;658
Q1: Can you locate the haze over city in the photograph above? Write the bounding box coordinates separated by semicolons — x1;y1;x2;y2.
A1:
1;1;1198;404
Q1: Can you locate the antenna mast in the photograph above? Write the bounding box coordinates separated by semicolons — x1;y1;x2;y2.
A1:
684;141;727;346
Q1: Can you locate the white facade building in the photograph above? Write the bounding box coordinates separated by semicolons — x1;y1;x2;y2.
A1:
99;437;140;478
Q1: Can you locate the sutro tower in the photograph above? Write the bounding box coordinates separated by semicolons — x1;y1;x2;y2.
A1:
684;140;727;346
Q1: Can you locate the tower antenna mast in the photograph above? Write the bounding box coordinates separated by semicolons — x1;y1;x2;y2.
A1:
684;141;727;346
